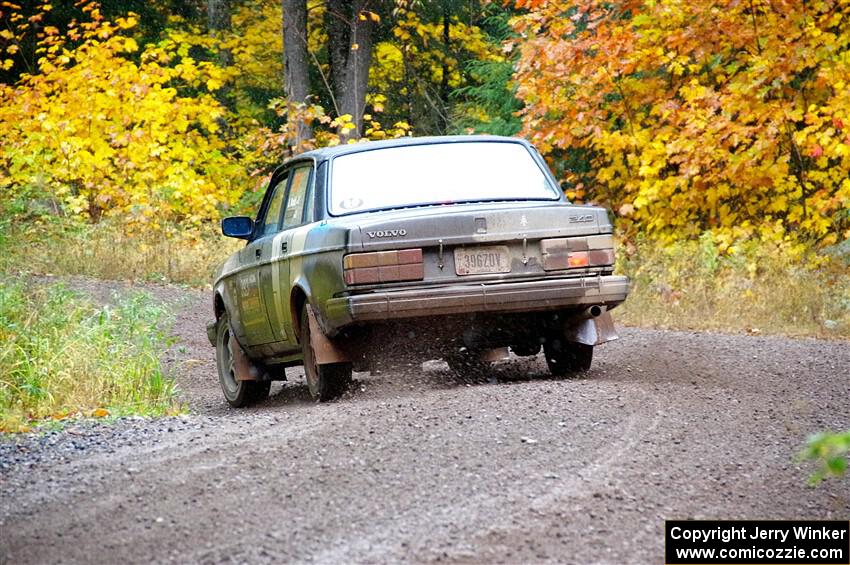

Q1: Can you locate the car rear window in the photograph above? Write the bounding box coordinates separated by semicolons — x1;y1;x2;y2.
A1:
328;141;560;215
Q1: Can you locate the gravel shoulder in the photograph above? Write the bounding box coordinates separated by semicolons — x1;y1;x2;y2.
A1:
1;278;848;564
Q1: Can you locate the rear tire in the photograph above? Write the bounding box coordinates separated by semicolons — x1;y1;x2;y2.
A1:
215;313;271;407
301;307;352;401
543;337;593;376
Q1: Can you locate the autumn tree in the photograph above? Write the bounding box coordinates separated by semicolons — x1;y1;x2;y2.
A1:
513;0;850;248
275;0;508;140
0;1;245;225
0;0;515;223
368;3;507;135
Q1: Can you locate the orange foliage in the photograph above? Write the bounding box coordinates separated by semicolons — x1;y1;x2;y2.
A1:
513;0;850;249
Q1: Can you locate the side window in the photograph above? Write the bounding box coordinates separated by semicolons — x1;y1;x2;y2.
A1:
260;173;289;236
282;166;312;228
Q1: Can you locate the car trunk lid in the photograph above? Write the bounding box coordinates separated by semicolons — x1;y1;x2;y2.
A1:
337;202;616;289
345;202;611;252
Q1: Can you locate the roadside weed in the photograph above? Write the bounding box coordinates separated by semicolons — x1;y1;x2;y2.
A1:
0;278;182;432
800;431;850;485
1;219;240;287
616;236;850;338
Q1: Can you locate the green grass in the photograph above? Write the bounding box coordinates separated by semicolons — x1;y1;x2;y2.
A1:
0;276;182;432
616;234;850;338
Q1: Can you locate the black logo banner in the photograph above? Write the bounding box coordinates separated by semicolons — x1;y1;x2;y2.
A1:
665;520;849;565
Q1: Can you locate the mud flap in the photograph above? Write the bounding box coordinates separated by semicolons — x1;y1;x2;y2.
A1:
228;334;260;381
206;321;217;347
307;305;352;365
562;311;619;346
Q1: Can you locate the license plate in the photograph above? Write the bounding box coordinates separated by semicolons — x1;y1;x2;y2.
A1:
454;246;511;275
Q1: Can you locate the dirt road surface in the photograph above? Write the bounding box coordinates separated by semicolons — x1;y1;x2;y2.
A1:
1;279;848;564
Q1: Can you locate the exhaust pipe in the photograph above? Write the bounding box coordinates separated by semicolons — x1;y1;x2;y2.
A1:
553;305;607;324
586;305;604;318
572;305;605;321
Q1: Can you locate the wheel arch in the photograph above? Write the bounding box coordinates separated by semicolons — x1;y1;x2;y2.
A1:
290;284;308;341
214;291;226;319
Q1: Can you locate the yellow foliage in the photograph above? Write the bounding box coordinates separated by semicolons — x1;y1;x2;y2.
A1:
225;0;285;118
222;0;327;122
0;1;248;227
370;9;503;110
245;99;412;171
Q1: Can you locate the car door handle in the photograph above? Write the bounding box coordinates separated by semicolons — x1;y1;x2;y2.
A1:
281;241;288;253
255;248;262;259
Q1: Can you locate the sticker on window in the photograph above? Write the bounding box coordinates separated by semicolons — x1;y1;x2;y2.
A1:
339;197;364;210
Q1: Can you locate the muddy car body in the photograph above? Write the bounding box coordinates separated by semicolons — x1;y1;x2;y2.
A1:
209;136;629;406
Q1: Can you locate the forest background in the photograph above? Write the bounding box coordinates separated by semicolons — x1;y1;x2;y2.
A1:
0;0;847;475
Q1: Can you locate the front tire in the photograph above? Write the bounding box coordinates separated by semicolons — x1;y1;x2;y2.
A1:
543;337;593;376
215;313;271;407
301;307;352;402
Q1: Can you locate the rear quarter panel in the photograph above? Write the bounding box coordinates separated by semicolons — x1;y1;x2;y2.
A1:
288;222;352;336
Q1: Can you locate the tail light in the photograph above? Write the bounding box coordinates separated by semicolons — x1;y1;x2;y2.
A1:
540;235;615;271
344;248;424;285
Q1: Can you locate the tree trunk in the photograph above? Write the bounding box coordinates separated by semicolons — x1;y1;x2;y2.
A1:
326;0;375;139
207;0;230;32
282;0;313;149
326;0;349;103
403;48;415;132
439;8;450;133
207;0;232;67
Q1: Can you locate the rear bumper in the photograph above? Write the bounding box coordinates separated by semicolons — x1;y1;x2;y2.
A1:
325;275;629;329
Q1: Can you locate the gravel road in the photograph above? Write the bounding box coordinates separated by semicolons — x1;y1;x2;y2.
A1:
1;279;848;564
